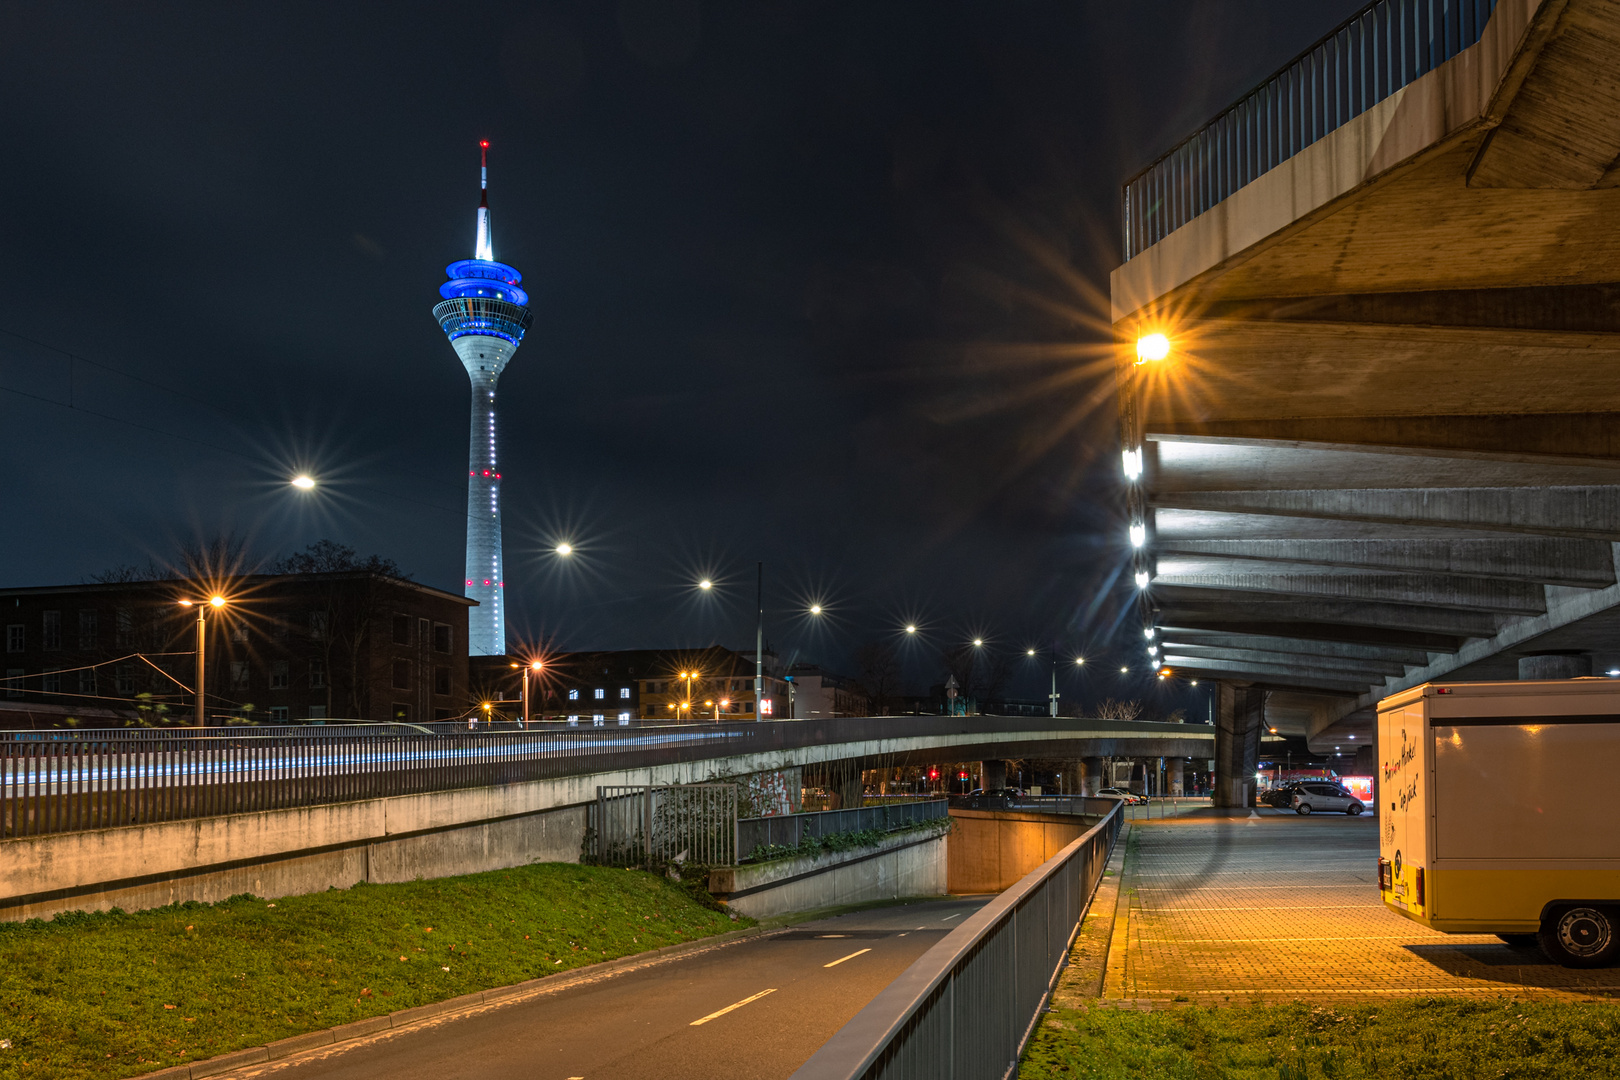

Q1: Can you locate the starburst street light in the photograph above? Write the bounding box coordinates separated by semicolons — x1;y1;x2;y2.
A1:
555;542;573;557
905;624;917;634
972;638;983;647
1144;627;1155;639
177;593;229;727
290;475;316;490
1075;657;1085;666
1135;333;1170;364
698;579;712;590
809;604;822;615
1135;571;1151;589
1027;648;1036;656
1129;523;1145;547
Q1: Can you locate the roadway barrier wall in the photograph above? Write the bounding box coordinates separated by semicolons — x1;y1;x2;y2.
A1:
946;809;1102;894
708;826;949;920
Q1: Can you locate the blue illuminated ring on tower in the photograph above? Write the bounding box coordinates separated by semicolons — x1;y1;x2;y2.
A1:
434;297;534;344
440;259;530;306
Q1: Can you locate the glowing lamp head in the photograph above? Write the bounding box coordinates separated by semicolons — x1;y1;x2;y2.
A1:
1027;648;1036;656
530;660;543;671
1120;666;1128;673
1134;571;1151;590
905;624;917;634
1135;333;1170;363
209;595;225;608
1075;657;1085;666
291;475;316;490
1129;523;1146;548
809;604;822;615
1144;627;1155;640
698;579;712;590
481;702;492;711
555;543;573;557
1122;448;1143;481
972;638;983;647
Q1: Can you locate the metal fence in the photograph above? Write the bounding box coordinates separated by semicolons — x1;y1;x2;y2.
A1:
947;794;1116;817
589;784;738;868
738;799;947;860
0;715;1205;839
790;801;1123;1080
1122;0;1500;258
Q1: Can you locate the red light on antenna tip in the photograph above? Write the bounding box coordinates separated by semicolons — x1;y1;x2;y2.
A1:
480;141;489;148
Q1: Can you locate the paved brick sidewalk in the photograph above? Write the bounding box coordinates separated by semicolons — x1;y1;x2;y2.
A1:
1106;810;1620;1002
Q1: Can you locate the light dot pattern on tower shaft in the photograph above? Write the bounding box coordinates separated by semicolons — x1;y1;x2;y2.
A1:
432;145;533;657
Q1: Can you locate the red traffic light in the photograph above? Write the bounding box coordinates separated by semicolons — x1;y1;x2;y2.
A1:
928;768;939;780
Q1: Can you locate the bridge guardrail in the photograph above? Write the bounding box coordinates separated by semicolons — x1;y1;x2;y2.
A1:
738;799;947;861
790;800;1123;1080
1122;0;1499;258
0;717;1202;839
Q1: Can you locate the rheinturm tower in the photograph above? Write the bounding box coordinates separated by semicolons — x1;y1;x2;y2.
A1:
434;142;533;656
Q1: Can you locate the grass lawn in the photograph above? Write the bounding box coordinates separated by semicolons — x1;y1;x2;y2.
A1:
1021;998;1620;1079
0;864;745;1080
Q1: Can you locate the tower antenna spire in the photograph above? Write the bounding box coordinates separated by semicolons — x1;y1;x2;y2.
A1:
475;140;493;261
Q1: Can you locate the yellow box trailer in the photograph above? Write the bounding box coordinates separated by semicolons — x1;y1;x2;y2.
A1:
1377;679;1620;967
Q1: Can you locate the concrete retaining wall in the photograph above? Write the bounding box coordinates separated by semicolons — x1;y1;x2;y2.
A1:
707;827;948;920
946;810;1099;893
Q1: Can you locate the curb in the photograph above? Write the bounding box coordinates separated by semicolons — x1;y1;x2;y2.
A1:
137;923;776;1080
1102;823;1136;999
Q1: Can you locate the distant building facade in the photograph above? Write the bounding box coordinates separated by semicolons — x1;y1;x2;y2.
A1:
786;664;861;719
472;646;791;723
0;573;473;726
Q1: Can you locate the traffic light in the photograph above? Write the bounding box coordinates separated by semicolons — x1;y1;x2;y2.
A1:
928;767;939;780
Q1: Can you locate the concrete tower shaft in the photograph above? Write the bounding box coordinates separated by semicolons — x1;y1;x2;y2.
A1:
434;144;532;657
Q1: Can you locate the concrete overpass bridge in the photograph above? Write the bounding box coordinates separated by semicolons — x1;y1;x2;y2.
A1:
1111;0;1620;800
1;717;1209;920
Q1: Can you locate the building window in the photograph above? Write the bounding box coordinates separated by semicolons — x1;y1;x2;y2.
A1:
434;623;452;653
619;687;631;699
77;610;97;650
392;660;411;690
115;664;135;694
42;611;61;650
568;689;579;701
269;706;289;722
4;669;21;698
43;671;60;694
269;661;289;690
115;609;133;647
309;659;325;689
392;615;412;646
618;712;630;724
308;705;327;719
593;688;605;700
434;666;451;696
5;625;21;653
592;714;604;726
78;669;96;694
309;611;328;641
567;715;579;725
230;662;250;690
392;703;410;722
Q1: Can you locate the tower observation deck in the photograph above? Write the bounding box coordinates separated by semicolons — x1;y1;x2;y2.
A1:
434;142;533;657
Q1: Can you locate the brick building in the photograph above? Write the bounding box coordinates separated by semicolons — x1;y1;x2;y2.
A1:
0;573;473;726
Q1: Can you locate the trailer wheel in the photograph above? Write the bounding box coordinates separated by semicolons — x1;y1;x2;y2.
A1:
1539;907;1619;968
1295;803;1313;815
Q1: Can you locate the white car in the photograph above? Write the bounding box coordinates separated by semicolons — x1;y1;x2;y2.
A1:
1096;787;1147;806
1290;781;1365;816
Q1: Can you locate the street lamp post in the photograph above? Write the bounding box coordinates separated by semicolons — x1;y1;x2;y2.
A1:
178;594;226;727
510;659;543;727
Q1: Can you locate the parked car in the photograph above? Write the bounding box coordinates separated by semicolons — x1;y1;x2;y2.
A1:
1261;783;1306;809
1096;787;1148;806
1290;781;1364;816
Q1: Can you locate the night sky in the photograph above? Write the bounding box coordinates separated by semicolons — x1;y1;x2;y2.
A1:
0;0;1360;706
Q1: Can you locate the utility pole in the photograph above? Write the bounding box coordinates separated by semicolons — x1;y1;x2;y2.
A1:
755;562;765;719
1049;641;1059;717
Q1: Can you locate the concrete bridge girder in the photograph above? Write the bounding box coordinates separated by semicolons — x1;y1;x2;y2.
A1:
1153;558;1551;614
1158;626;1436;666
1161;642;1409;680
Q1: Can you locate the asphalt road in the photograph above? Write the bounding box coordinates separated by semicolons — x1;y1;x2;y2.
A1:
247;896;991;1080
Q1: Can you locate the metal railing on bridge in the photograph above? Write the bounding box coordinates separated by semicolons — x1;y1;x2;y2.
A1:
738;800;947;861
589;784;739;868
1122;0;1499;259
0;715;1202;839
791;801;1123;1080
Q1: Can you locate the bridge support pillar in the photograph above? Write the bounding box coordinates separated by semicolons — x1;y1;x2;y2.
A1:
1165;757;1186;796
979;759;1007;791
1081;756;1103;796
1214;682;1265;808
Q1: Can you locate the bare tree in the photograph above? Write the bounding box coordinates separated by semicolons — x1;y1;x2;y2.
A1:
852;640;901;717
1094;698;1144;721
271;540;409;579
